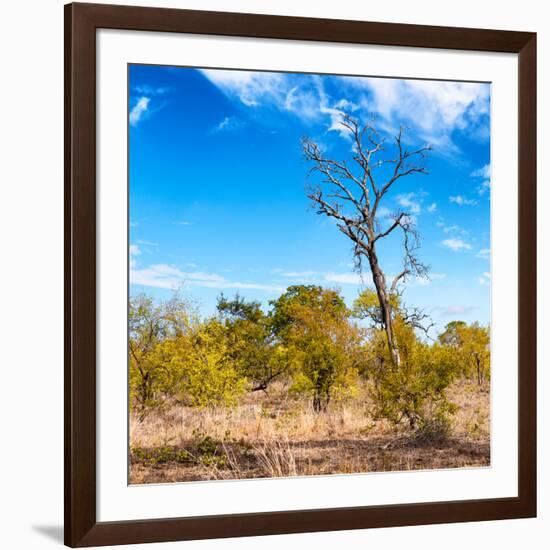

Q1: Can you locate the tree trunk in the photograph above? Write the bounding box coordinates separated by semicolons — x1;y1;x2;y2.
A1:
368;248;401;367
476;357;482;386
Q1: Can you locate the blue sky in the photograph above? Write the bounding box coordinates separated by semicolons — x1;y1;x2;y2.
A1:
128;64;491;335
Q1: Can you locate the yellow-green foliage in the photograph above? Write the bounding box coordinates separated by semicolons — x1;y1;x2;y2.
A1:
273;286;363;411
129;294;246;415
129;293;194;416
170;320;248;408
369;319;458;431
217;294;280;391
129;286;489;436
439;321;490;385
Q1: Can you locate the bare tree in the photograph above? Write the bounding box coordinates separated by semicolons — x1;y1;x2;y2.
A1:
302;114;431;366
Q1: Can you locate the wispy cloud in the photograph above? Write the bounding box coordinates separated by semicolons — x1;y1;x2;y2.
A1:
412;273;446;286
435;304;477;317
427;202;437;213
442;238;472;251
132;85;172;96
376;206;392;219
174;221;192;226
130;262;285;293
443;224;468;236
471;164;490;179
343;77;490;153
324;272;366;285
200;69;287;109
443;224;460;234
471;163;491;195
476;248;490;260
199;69;489;156
449;195;478;206
476;180;491;195
478;272;491;285
396;192;421;214
281;270;317;278
213;116;243;133
129;244;141;256
129;244;141;268
129;96;150;127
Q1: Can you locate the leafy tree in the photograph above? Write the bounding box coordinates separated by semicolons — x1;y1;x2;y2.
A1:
439;321;490;385
370;319;458;433
128;293;194;419
217;294;282;392
271;286;362;412
353;288;433;336
170;319;248;408
269;285;347;337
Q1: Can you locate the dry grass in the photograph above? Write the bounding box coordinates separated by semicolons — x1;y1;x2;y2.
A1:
129;379;490;484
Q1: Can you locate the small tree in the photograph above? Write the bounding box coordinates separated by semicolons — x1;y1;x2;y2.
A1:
370;319;458;434
129;293;193;419
171;319;248;408
303;114;431;366
271;285;361;412
217;294;282;392
439;321;490;386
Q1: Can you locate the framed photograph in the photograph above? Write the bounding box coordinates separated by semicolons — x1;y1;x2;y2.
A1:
65;2;536;547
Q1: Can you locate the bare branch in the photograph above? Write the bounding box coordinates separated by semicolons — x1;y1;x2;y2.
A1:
372;128;431;217
390;269;410;294
373;213;406;243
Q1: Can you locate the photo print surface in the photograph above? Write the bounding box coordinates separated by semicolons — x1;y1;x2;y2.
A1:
128;64;491;484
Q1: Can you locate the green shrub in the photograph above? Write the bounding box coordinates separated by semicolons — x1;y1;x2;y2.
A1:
370;319;458;433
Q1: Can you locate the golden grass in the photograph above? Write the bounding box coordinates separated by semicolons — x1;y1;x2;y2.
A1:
129;378;490;484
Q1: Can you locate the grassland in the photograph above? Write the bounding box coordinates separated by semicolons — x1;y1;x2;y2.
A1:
129;378;489;484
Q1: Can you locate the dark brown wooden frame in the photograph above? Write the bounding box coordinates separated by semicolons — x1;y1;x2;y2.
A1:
65;2;537;547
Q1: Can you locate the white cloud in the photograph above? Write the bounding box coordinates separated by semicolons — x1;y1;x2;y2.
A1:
129;96;150;127
436;305;477;317
344;77;490;152
443;224;460;234
376;206;392;219
427;202;437;213
213;116;242;132
174;221;192;226
324;272;367;285
200;69;288;109
476;248;490;260
200;69;353;131
449;195;478;206
478;272;491;285
133;85;171;96
199;69;489;155
129;244;141;257
129;244;141;269
130;262;284;292
471;164;490;179
396;192;421;214
471;164;491;195
412;273;446;286
442;238;472;251
438;221;468;235
477;179;491;196
281;270;317;278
